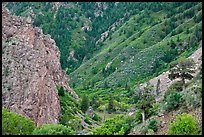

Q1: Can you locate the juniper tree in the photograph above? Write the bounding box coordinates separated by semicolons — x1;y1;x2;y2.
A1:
80;94;89;113
168;57;195;90
155;79;161;96
136;85;156;123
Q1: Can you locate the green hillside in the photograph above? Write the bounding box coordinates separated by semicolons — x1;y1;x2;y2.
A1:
69;2;202;89
4;2;202;135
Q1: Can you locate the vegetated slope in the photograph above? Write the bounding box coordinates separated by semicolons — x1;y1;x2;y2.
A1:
69;2;202;91
129;61;202;135
146;41;202;102
5;2;195;75
5;2;155;74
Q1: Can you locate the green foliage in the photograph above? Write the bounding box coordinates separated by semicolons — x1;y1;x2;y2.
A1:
80;94;89;113
182;84;202;109
167;113;200;135
164;91;183;112
107;95;115;113
91;115;130;135
146;129;155;135
169;58;195;86
137;85;155;110
32;124;75;135
140;125;148;135
67;3;202;103
59;91;88;131
91;67;98;74
2;107;35;135
57;86;65;96
92;113;102;121
168;80;184;92
90;96;100;109
196;85;202;94
148;119;157;132
134;109;142;123
150;103;160;116
136;85;156;121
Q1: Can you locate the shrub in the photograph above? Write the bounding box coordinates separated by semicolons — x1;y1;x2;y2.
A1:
148;119;157;132
135;109;142;123
2;107;35;135
150;103;160;116
183;88;201;109
164;91;182;112
97;105;105;112
91;67;97;74
140;125;148;135
167;80;183;92
59;91;83;131
167;113;200;135
91;115;130;135
61;115;83;131
146;129;155;135
57;86;65;96
84;117;92;125
32;124;75;135
92;113;101;121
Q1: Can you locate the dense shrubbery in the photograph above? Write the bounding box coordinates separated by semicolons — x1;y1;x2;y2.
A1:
183;85;202;109
32;124;75;135
148;119;157;132
2;107;35;135
167;113;200;135
59;91;88;131
163;90;183;112
90;115;130;135
92;113;102;121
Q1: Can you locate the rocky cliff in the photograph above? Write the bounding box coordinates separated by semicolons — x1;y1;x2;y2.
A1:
2;7;79;127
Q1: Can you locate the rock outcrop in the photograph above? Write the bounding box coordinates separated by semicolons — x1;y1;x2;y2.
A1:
2;7;79;127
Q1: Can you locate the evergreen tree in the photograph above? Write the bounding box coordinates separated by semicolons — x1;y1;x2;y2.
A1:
107;95;114;113
80;95;89;113
136;85;155;123
168;58;195;90
90;96;100;109
155;79;161;96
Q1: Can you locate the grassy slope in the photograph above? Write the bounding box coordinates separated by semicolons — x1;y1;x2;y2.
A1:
69;3;202;90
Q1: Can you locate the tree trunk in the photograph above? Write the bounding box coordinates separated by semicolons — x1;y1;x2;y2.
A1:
141;109;145;123
182;77;185;91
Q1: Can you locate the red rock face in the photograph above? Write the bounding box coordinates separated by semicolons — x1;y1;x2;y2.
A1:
2;8;79;127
